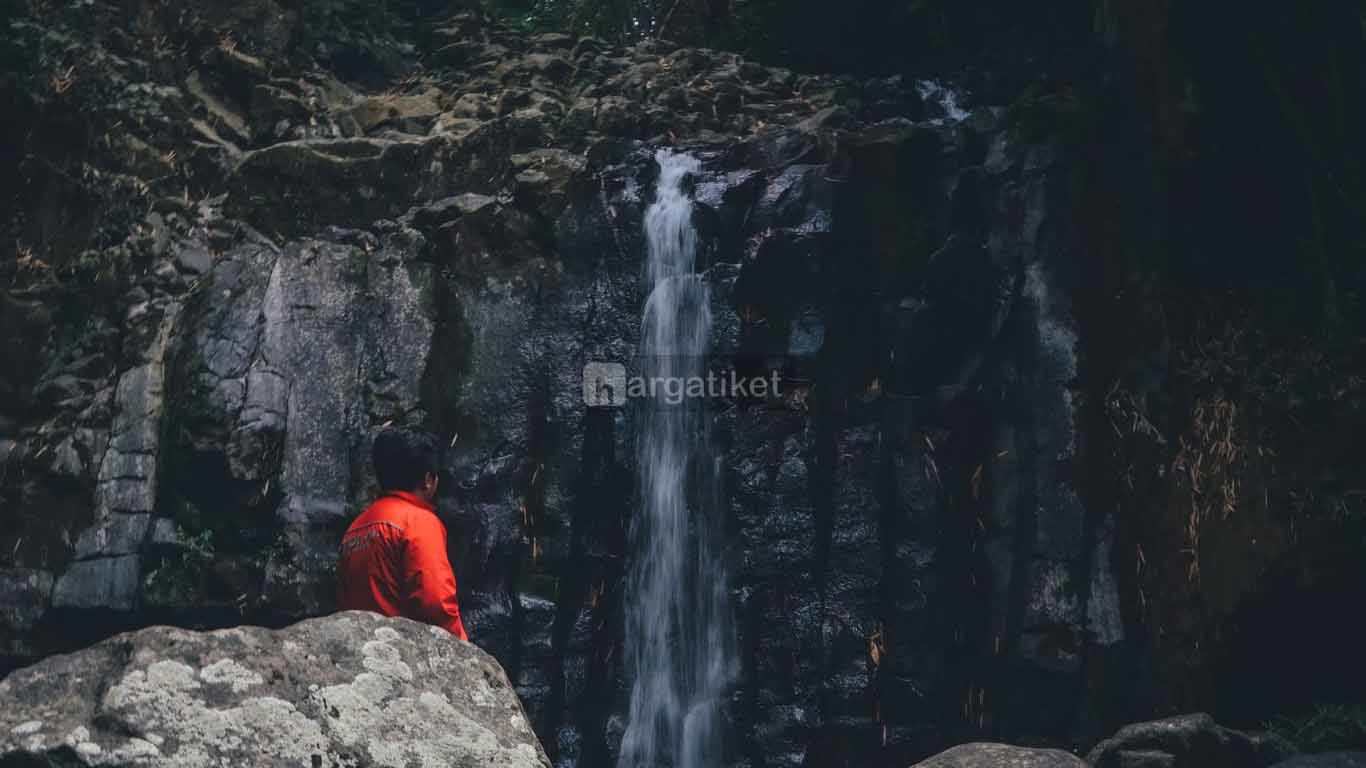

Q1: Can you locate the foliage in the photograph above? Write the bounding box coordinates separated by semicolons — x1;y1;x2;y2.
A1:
0;0;29;79
1268;705;1366;753
475;0;1094;80
143;526;217;605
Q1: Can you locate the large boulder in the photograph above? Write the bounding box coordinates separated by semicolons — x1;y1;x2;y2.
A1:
0;611;551;768
1086;713;1295;768
911;743;1087;768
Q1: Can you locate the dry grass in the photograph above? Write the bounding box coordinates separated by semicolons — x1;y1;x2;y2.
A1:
13;243;50;282
1167;304;1362;584
867;623;885;667
1172;396;1243;584
49;65;76;94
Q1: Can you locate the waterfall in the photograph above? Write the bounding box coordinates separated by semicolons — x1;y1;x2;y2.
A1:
618;150;732;768
916;79;970;124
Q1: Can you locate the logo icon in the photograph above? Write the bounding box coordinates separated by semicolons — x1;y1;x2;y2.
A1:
583;362;628;407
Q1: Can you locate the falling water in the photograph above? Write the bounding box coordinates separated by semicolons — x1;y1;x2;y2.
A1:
618;150;732;768
916;79;970;124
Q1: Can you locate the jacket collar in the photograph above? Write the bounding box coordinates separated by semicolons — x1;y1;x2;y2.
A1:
384;490;436;512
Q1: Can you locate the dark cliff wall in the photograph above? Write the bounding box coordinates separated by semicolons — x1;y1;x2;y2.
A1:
1069;0;1366;730
1;0;1362;764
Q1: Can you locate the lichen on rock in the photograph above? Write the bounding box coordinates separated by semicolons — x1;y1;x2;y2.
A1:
0;612;550;767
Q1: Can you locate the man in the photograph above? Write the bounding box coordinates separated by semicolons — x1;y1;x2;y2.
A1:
337;428;469;641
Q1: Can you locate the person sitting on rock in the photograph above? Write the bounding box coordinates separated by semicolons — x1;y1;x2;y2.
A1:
337;427;469;641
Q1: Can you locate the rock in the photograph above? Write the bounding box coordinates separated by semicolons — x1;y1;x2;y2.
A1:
434;40;495;68
795;105;855;134
912;743;1087;768
530;32;575;51
0;570;54;655
1086;714;1296;768
227;137;449;235
409;192;500;231
524;53;574;84
562;97;598;136
495;88;534;116
173;239;214;275
751;164;831;232
207;45;269;82
595;96;638;135
1110;751;1176;768
43;435;86;477
430;113;484;139
348;91;443;134
0;612;551;768
572;36;608;58
185;71;252;145
248;83;315;141
450;92;497;119
511;148;586;216
33;373;87;405
149;518;183;548
430;12;485;46
50;556;141;611
72;514;152;559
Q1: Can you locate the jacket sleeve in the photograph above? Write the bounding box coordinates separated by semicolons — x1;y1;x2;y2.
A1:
402;513;469;641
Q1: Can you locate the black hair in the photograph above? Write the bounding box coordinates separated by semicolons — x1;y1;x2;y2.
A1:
372;428;440;492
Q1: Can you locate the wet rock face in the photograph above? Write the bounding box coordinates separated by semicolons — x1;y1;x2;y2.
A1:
0;612;549;767
155;227;436;620
2;0;1126;764
706;115;1126;762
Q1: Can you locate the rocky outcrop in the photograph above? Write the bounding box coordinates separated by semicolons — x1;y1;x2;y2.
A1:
0;0;919;625
908;716;1304;768
911;743;1087;768
7;0;1328;765
0;611;549;767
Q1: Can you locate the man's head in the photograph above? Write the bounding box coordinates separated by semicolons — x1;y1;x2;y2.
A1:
372;428;441;502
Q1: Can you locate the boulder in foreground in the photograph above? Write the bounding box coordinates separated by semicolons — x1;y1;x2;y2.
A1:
0;611;550;768
911;743;1087;768
1086;713;1295;768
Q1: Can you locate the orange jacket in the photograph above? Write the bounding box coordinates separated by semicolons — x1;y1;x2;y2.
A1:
336;491;469;641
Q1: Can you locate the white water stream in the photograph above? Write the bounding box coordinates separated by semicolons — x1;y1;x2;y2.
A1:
618;150;732;768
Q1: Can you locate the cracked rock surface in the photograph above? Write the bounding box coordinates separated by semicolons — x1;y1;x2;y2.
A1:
0;611;549;768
